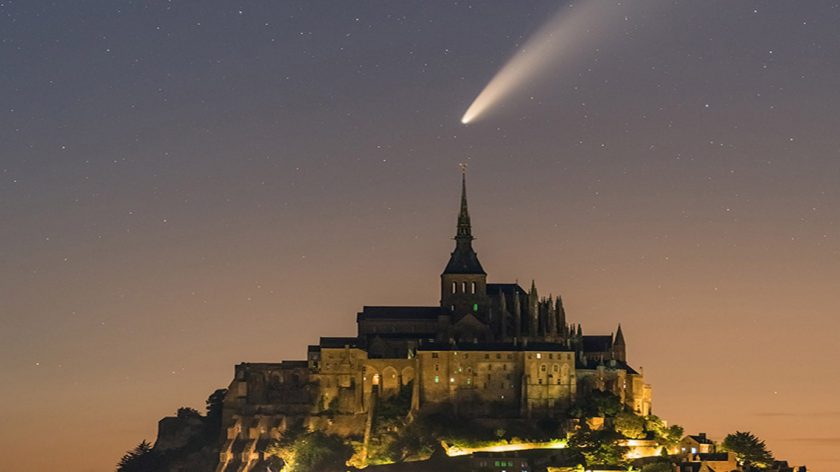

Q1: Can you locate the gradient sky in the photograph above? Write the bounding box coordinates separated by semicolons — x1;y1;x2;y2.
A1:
2;1;840;471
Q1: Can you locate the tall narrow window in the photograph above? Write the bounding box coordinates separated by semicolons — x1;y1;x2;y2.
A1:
471;281;476;294
462;281;467;293
452;281;457;294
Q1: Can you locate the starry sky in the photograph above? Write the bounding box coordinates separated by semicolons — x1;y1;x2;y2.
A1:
2;1;840;470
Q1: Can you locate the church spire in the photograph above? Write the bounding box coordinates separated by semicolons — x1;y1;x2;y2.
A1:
442;167;485;275
456;166;473;242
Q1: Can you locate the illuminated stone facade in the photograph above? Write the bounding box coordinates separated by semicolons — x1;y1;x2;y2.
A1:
216;175;652;471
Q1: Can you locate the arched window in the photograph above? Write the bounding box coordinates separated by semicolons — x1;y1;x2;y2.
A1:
471;281;476;294
452;281;457;294
462;281;467;293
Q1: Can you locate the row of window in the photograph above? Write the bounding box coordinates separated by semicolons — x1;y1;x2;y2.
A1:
429;352;571;360
432;375;516;389
451;281;477;294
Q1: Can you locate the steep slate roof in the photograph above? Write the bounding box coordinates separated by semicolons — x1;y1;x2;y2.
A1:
357;306;446;320
577;357;640;375
443;246;486;274
582;335;614;352
688;435;716;445
487;283;526;297
417;341;574;352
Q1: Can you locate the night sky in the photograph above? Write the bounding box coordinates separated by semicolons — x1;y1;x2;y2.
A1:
2;1;840;470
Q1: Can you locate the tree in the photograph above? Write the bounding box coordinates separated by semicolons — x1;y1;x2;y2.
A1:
205;388;228;432
614;412;646;439
176;407;201;418
290;431;354;472
116;440;160;472
645;415;683;447
722;431;774;469
568;429;628;466
571;390;624;418
640;462;674;472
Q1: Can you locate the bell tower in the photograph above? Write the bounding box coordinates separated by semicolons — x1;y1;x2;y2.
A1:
441;168;489;321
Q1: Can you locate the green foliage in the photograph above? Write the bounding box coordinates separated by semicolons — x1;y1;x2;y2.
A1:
267;428;353;472
116;440;160;472
645;415;683;447
640;461;674;472
265;420;309;468
614;411;646;439
567;429;628;466
570;391;624;418
291;431;354;472
722;431;774;469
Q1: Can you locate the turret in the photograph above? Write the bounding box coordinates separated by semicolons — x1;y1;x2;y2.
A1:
613;324;626;362
555;295;566;337
547;294;557;338
498;289;508;340
528;280;539;338
513;289;522;339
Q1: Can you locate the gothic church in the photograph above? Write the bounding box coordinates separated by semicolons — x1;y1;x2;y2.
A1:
216;175;652;471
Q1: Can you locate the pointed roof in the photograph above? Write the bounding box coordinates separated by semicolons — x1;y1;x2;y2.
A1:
443;171;485;275
614;324;625;345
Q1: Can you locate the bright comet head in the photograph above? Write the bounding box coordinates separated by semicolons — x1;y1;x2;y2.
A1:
458;0;619;125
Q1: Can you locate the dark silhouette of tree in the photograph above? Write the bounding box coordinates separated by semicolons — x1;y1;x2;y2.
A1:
206;388;228;433
570;390;624;418
291;431;354;472
116;440;159;472
641;462;675;472
176;407;201;418
722;431;774;470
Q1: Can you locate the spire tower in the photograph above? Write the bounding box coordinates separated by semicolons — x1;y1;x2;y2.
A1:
440;167;489;325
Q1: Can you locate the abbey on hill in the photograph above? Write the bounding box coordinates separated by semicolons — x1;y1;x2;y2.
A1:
215;174;652;470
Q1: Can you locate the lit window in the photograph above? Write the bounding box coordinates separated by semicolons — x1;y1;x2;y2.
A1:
471;281;476;294
462;281;467;293
473;303;478;312
450;377;455;383
434;375;440;383
452;281;457;293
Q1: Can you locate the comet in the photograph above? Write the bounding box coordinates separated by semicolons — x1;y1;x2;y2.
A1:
461;1;624;125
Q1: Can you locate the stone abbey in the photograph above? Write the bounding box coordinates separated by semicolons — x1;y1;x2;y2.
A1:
216;174;652;470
